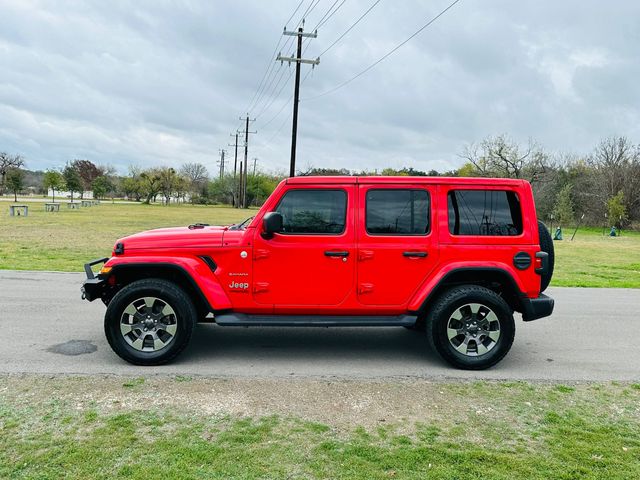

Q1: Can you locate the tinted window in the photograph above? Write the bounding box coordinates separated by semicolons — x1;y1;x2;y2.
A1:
366;189;429;235
276;189;347;234
448;190;522;236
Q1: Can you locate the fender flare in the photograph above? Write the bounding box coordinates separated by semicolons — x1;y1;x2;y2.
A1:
106;256;232;312
408;263;527;314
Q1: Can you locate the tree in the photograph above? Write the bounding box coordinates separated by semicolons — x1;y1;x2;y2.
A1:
461;135;549;183
180;163;209;201
588;137;640;224
42;170;64;202
62;164;82;202
139;169;163;204
0;152;25;195
72;159;103;199
553;184;575;227
157;167;178;205
92;175;114;200
607;191;628;228
121;177;142;201
6;168;25;202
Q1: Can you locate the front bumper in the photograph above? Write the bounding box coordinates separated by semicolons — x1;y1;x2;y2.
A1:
81;257;109;302
521;293;554;321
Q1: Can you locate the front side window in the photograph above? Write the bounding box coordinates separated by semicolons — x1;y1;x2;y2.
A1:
448;190;522;236
276;189;347;234
366;189;430;235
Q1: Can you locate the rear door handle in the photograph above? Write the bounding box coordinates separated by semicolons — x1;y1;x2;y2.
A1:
325;251;350;257
403;251;428;258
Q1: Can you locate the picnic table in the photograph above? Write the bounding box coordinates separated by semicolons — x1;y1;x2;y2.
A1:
67;202;80;209
81;200;93;207
45;203;60;212
8;205;28;216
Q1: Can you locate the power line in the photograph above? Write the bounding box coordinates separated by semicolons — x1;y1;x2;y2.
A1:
243;0;307;114
247;1;320;117
260;68;313;130
317;0;382;57
304;0;463;101
314;0;346;30
255;37;315;120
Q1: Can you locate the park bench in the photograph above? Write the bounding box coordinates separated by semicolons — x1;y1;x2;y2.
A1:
81;200;93;207
45;203;60;212
67;202;80;209
8;205;28;216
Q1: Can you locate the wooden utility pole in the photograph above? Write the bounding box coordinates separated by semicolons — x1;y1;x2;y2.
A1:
218;149;227;179
228;133;239;207
238;115;256;208
277;23;319;177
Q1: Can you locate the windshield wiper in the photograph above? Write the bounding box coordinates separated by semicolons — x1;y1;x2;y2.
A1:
229;216;254;230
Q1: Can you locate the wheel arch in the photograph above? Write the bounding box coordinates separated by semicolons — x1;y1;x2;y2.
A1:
411;267;527;318
108;261;229;319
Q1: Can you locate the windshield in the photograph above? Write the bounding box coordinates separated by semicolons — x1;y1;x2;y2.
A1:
228;216;254;230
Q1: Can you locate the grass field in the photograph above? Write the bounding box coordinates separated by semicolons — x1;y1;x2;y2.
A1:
0;200;639;287
1;376;639;479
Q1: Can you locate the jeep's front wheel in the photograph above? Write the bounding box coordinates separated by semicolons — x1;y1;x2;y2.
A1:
426;285;515;370
104;279;196;365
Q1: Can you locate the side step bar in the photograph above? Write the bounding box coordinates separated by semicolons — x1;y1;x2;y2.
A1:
214;313;417;327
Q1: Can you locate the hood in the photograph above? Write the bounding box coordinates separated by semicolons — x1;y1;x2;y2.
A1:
115;225;227;252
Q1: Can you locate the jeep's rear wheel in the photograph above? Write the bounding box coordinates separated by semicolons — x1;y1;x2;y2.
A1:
426;285;515;370
105;279;196;365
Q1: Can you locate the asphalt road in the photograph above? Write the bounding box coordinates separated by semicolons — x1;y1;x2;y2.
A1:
1;270;638;381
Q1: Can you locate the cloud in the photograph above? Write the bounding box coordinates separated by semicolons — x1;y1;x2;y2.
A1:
0;0;638;174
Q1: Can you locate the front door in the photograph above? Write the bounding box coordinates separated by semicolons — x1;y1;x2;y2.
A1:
253;185;355;309
357;184;438;306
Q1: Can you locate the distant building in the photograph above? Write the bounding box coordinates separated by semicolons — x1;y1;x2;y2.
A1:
48;189;94;200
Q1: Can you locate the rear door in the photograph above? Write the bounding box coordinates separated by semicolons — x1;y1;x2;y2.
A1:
356;184;438;306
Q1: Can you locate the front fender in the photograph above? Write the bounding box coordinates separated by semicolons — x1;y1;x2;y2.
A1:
105;255;232;311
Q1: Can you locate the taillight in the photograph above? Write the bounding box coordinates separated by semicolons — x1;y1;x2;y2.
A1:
534;257;543;270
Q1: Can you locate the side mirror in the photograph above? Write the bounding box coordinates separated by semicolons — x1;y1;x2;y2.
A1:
261;212;283;239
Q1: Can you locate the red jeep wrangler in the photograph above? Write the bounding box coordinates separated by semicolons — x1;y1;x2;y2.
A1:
82;176;554;369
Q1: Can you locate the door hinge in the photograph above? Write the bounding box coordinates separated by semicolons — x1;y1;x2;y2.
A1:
254;249;270;260
253;282;269;293
358;250;374;261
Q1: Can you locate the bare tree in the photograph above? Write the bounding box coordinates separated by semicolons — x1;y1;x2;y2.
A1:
461;135;549;184
179;163;209;202
588;136;640;224
0;152;25;195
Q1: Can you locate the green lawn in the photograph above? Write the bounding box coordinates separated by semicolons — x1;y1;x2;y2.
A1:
0;200;638;287
0;200;250;272
1;376;639;479
552;228;640;287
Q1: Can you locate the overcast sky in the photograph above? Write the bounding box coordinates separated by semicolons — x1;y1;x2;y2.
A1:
1;0;638;175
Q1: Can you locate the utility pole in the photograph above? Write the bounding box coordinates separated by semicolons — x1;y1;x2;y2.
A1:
228;133;239;207
218;149;227;179
277;22;319;177
238;115;256;208
253;157;258;176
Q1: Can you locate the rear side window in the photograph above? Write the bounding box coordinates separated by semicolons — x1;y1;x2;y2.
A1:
366;189;430;235
276;189;347;234
448;190;522;236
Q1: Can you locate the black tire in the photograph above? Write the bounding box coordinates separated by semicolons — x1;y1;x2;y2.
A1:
104;279;196;366
426;285;515;370
538;220;555;292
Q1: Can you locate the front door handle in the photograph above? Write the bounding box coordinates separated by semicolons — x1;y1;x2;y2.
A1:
325;251;350;257
403;251;428;258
